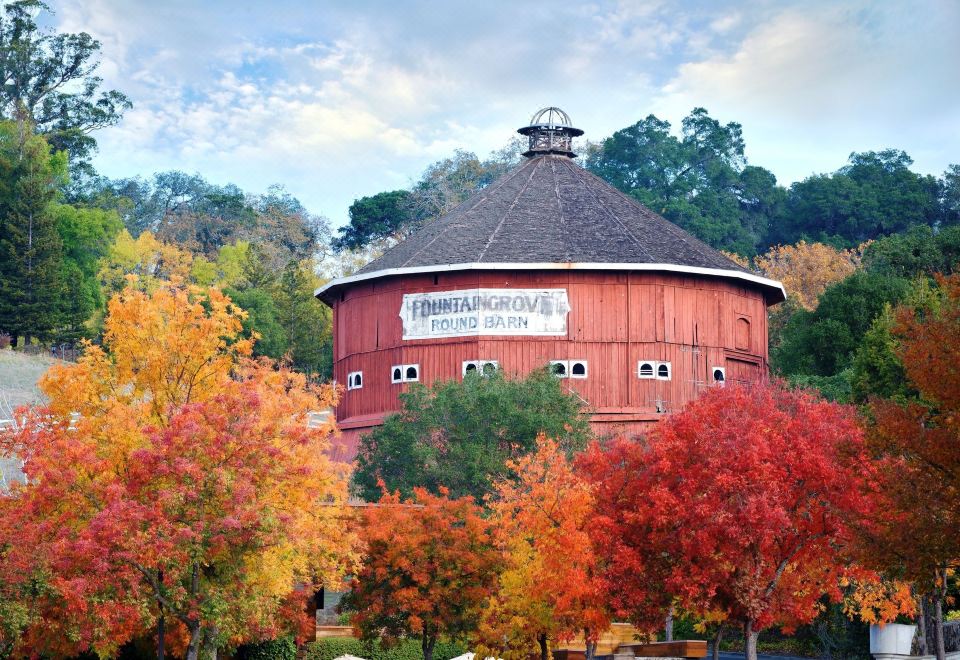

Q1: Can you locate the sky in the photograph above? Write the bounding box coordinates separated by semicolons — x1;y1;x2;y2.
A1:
48;0;960;229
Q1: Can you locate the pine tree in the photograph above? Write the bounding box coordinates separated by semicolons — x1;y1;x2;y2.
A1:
0;119;67;345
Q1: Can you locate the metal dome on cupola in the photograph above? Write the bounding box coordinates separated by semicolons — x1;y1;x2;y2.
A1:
517;106;584;158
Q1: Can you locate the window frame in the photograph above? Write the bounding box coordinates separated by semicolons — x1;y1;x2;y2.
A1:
346;371;363;390
638;360;656;379
656;362;672;381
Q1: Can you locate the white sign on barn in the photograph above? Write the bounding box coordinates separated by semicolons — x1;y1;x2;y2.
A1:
400;288;570;340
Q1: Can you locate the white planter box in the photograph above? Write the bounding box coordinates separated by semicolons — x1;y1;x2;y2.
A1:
870;623;917;656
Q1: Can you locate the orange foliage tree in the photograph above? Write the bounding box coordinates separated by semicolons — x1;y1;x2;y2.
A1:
754;240;863;310
865;272;960;660
475;436;608;660
0;284;350;659
343;487;501;660
579;383;882;660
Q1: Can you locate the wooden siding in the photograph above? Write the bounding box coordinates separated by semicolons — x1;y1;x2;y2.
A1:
329;269;772;459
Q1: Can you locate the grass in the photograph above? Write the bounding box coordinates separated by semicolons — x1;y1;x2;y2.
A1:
0;349;60;488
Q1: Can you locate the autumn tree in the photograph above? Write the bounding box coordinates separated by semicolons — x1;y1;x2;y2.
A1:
579;383;877;660
343;488;501;660
353;368;592;501
475;436;608;660
754;240;863;311
863;272;960;660
0;283;350;658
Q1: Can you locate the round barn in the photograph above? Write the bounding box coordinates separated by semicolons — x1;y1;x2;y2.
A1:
315;108;785;461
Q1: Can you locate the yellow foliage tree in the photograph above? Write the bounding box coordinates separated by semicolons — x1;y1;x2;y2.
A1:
754;241;865;310
99;229;195;293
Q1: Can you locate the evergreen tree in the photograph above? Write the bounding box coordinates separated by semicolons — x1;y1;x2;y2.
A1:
0;120;67;344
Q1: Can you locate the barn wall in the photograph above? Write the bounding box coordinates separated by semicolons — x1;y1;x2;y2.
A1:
329;269;772;460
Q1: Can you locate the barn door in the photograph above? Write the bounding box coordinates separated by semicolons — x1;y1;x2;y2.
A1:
725;357;761;385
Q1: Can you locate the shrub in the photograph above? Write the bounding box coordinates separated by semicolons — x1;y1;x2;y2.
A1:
0;333;9;349
235;636;297;660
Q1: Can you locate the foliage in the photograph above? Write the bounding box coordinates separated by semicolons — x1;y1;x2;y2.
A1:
98;229;195;294
235;636;297;660
754;240;863;311
51;203;123;340
342;487;501;660
0;0;131;173
587;108;783;255
579;383;878;660
333;146;518;252
0;283;350;659
475;437;608;660
0;120;68;344
865;273;960;593
861;225;960;279
226;286;289;359
771;150;943;248
353;368;593;501
333;189;414;252
304;637;467;660
773;271;911;377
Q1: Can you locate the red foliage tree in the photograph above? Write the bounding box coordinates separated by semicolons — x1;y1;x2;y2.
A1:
865;273;960;660
579;383;877;660
343;487;501;660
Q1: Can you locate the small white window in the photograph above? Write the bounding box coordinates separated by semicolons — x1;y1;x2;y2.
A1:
657;362;672;380
638;361;655;379
347;371;363;390
570;361;588;378
550;360;568;378
712;367;726;385
464;360;499;376
393;364;419;383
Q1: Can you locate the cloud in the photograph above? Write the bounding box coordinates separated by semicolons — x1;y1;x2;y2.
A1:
42;0;960;225
651;2;960;182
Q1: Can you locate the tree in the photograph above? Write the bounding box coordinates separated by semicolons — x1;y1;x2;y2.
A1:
343;487;501;660
863;273;960;660
0;0;131;172
332;190;414;252
0;284;350;658
0;119;67;344
98;228;195;294
772;150;942;248
861;224;960;279
272;259;334;379
754;240;863;311
353;368;593;501
51;203;122;340
773;271;911;378
586;108;782;255
579;383;877;660
475;436;608;660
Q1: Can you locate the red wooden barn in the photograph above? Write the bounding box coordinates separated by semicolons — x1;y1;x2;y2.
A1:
315;108;785;462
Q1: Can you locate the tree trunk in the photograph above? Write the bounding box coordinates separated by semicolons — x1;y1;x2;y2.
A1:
666;606;674;642
185;622;201;660
585;634;597;660
934;591;946;660
712;627;724;660
203;625;219;660
744;620;758;660
917;594;928;657
538;633;549;660
157;613;165;660
422;636;436;660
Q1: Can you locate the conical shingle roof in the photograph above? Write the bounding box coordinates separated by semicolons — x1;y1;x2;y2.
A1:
317;154;785;303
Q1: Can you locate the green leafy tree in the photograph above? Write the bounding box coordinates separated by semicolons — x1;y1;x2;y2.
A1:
51;203;122;340
0;0;131;173
0;120;67;344
773;150;942;247
225;287;288;359
353;368;593;501
861;225;960;279
273;260;333;379
773;271;911;378
332;190;413;252
586;108;781;255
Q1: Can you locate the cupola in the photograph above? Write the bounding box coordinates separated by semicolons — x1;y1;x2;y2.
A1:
517;106;584;158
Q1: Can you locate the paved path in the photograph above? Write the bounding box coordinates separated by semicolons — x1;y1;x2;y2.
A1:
716;652;815;660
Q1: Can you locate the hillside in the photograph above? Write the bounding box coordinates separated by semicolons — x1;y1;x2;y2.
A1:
0;350;58;488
